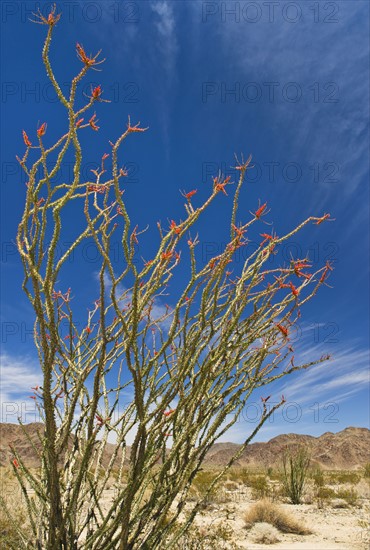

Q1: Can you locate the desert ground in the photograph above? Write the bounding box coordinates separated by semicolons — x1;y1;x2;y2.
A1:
1;424;369;548
102;471;369;549
1;466;369;548
173;483;370;549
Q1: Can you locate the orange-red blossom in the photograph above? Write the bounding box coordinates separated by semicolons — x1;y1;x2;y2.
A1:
213;175;231;195
92;85;102;99
76;43;97;67
37;123;47;137
22;130;32;147
276;323;289;339
163;409;176;417
126;117;148;134
254;202;267;219
89;114;99;131
320;260;334;283
260;233;276;247
184;189;197;200
161;251;172;261
293;259;312;279
33;5;61;26
314;213;331;225
170;220;181;234
277;278;299;297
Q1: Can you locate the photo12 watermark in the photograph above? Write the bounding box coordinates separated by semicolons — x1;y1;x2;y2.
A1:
1;1;141;24
201;2;340;24
201;81;339;104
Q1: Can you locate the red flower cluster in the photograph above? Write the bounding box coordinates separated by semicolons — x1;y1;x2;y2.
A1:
91;85;102;100
76;43;98;67
170;220;181;234
22;130;32;147
32;5;61;26
254;202;267;219
292;259;312;280
213;175;231;195
276;323;289;339
126;117;148;134
37;122;47;137
161;251;172;261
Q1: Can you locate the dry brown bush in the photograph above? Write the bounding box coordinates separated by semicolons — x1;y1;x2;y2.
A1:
244;498;312;535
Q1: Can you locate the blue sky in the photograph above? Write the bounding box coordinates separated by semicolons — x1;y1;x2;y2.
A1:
0;0;369;443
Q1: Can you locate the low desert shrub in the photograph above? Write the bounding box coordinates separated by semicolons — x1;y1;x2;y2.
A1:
191;470;222;504
249;522;281;544
228;468;255;485
244;499;311;535
0;470;32;549
176;522;241;550
310;467;325;488
330;472;361;485
249;475;270;499
363;463;370;479
335;488;359;506
315;485;336;508
0;510;30;550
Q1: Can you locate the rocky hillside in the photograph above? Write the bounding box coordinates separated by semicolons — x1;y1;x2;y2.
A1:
205;427;370;470
1;423;369;470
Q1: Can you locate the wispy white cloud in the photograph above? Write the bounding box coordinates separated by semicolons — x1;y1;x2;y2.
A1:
0;352;42;423
193;1;369;222
279;346;369;404
215;340;369;443
150;1;178;76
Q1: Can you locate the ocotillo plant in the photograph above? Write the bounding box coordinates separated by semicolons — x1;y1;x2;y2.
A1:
6;5;334;549
282;445;311;504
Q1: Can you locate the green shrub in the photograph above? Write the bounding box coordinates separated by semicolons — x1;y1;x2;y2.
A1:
191;470;221;503
314;485;337;508
311;467;325;488
248;475;270;499
335;488;359;506
282;446;311;504
330;472;360;485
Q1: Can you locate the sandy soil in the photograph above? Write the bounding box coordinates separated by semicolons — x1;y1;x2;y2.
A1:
94;483;369;549
7;482;370;548
184;497;370;549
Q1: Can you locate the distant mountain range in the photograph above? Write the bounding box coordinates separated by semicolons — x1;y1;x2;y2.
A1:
204;427;370;470
1;423;369;470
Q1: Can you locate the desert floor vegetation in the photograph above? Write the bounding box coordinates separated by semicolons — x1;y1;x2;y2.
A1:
0;468;33;549
174;465;370;548
243;498;312;535
1;465;370;548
